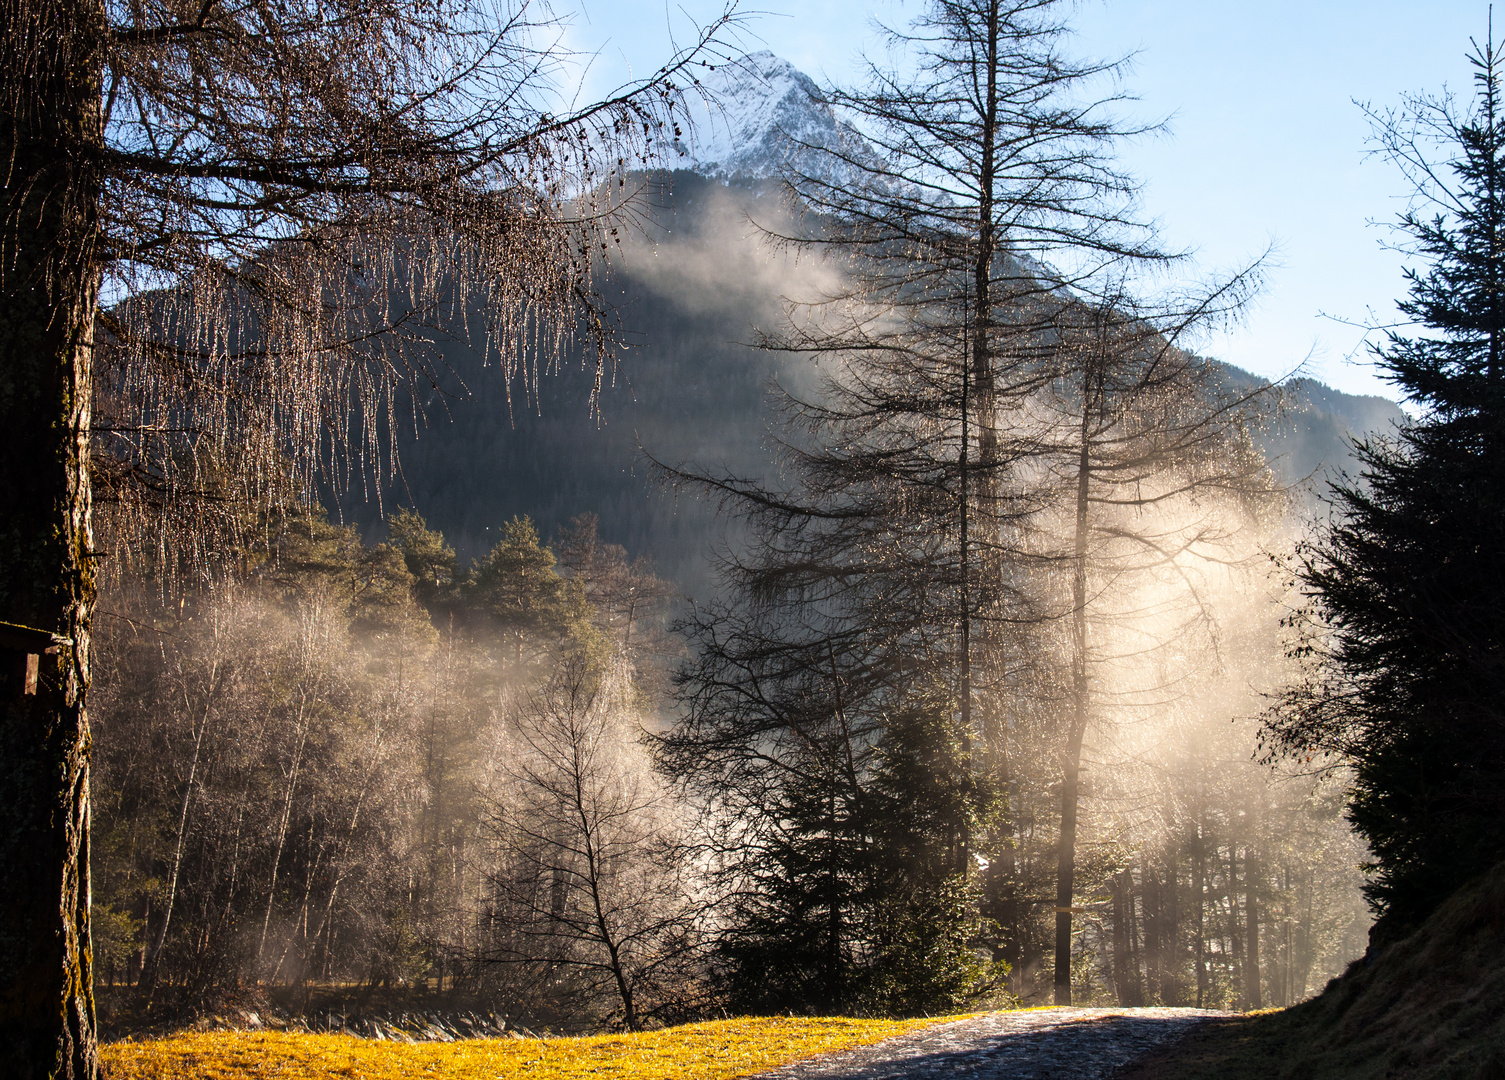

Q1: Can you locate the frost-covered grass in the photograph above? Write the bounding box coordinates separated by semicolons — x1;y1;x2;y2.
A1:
102;1014;963;1080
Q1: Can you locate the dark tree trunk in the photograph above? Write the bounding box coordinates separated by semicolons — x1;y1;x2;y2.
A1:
1126;872;1145;1005
963;0;1001;801
1161;846;1181;1005
1111;869;1142;1006
1193;824;1206;1009
1228;844;1244;1003
1142;864;1161;1003
0;2;105;1076
1244;842;1262;1009
1054;378;1094;1006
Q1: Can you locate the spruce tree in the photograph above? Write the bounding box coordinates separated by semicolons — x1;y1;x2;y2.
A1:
1267;30;1505;937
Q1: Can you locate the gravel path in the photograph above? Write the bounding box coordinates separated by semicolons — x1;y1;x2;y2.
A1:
747;1008;1231;1080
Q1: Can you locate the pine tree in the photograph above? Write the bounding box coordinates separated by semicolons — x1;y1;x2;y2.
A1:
860;692;1007;1014
1266;29;1505;938
698;681;1004;1014
388;509;459;610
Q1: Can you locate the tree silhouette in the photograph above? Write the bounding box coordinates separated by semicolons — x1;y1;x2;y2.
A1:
1265;27;1505;940
663;0;1270;1005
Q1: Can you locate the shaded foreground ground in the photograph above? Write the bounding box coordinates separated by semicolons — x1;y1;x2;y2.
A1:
1112;1012;1310;1080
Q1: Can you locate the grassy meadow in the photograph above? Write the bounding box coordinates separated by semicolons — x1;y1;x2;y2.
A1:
100;1015;966;1080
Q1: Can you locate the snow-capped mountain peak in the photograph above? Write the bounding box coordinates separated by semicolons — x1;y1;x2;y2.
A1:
673;51;866;180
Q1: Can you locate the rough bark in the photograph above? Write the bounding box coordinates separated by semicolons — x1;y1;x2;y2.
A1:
0;1;105;1074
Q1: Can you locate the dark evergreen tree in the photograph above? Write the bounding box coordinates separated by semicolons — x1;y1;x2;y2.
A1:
700;682;1005;1014
859;693;1007;1014
711;745;873;1014
1266;30;1505;938
388;509;459;610
464;516;593;668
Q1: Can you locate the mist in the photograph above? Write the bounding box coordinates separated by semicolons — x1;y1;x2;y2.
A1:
88;173;1378;1029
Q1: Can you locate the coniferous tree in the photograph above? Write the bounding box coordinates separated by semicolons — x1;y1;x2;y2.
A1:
1036;291;1275;1002
388;509;459;610
859;690;1007;1013
697;679;1004;1015
465;517;594;671
662;0;1165;1009
1266;30;1505;938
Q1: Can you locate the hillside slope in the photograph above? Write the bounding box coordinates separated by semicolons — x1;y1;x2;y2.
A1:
1120;860;1505;1080
1258;376;1405;500
338;169;1404;595
333;172;805;597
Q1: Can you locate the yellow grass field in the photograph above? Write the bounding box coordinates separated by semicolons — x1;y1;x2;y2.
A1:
102;1015;965;1080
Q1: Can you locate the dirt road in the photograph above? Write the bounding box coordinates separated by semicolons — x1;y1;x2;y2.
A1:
748;1008;1229;1080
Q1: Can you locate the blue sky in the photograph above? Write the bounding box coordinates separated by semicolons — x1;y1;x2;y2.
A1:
561;0;1489;402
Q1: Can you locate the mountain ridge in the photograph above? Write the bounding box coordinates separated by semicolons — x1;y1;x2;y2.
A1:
340;169;1404;593
671;50;871;181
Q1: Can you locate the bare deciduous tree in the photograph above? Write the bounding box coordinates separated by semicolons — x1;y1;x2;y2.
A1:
663;0;1275;1007
482;656;701;1030
1032;291;1276;1003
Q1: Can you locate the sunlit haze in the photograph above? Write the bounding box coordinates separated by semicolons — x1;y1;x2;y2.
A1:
564;0;1489;403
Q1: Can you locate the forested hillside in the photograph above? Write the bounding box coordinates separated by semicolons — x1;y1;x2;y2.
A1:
332;172;799;598
334;170;1403;597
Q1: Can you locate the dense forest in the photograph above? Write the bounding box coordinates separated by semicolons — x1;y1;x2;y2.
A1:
84;162;1385;1025
92;510;691;1026
89;502;1366;1026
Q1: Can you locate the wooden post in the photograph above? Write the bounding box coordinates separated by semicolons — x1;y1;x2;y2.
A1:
0;622;64;699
